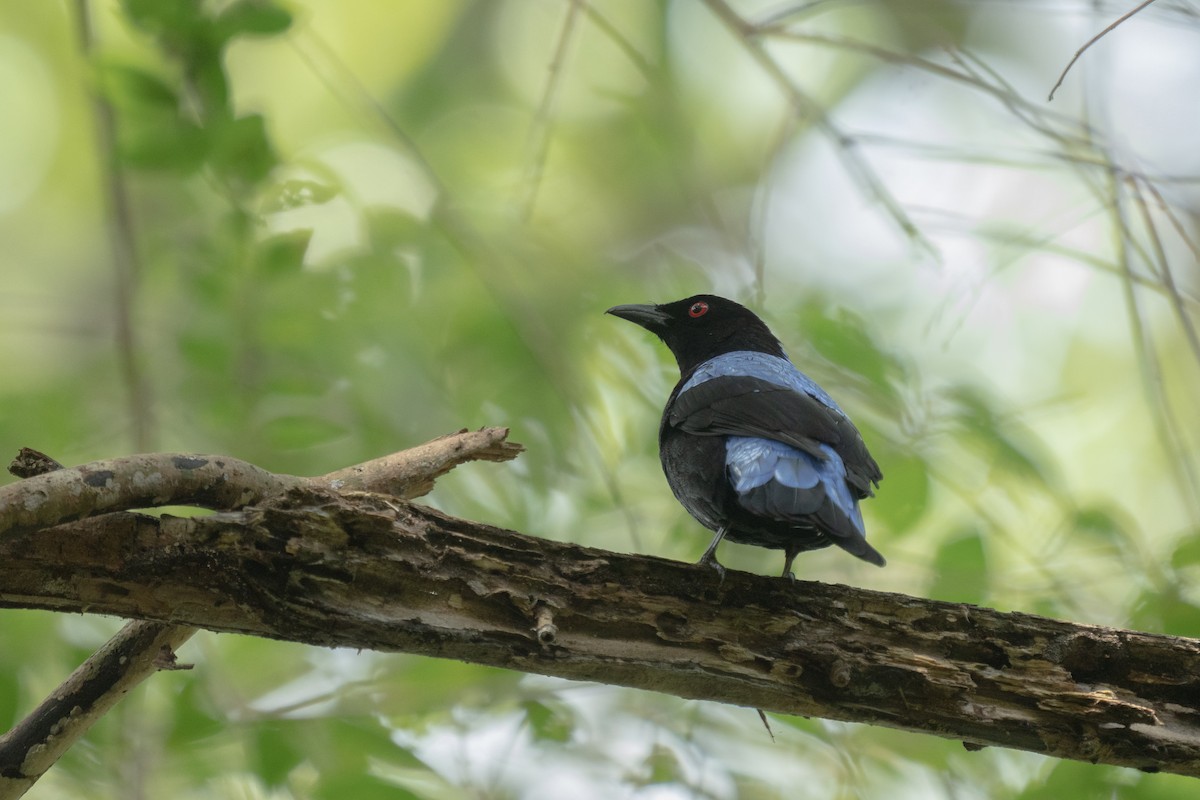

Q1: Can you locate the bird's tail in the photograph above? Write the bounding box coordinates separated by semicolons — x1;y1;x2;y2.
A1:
840;537;886;567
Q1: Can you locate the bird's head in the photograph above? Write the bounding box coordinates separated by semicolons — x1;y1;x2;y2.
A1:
606;294;786;375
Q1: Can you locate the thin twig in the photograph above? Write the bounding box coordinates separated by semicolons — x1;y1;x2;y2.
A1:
519;0;588;222
0;429;522;797
702;0;940;263
948;45;1090;147
750;112;800;306
0;448;195;800
290;22;645;555
771;30;1084;138
581;3;654;73
1047;0;1159;101
1108;173;1200;522
1127;178;1200;373
74;0;154;451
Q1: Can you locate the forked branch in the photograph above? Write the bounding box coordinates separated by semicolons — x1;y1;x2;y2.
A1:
1;429;1198;784
0;428;522;799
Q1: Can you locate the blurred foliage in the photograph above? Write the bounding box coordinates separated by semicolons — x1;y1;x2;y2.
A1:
1;0;1199;798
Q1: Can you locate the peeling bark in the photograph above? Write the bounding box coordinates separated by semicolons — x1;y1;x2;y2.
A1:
1;488;1198;778
0;428;523;798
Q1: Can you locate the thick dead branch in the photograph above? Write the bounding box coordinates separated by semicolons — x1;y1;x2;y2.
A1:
0;428;521;798
0;489;1197;778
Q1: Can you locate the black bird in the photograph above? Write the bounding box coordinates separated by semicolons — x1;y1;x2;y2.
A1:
607;294;885;577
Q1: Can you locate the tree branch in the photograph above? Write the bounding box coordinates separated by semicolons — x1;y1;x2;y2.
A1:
0;621;196;799
0;428;522;798
0;426;520;537
1;477;1198;777
1047;0;1158;101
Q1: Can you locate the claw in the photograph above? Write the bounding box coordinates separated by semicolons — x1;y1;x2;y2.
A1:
697;526;729;584
781;548;799;582
697;549;727;584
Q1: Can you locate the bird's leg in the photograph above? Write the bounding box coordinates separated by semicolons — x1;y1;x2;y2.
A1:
697;527;728;582
781;546;800;582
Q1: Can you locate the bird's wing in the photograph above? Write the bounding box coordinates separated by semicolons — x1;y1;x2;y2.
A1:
668;375;882;496
724;437;884;565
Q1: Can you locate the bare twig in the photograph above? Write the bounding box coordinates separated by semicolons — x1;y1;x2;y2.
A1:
0;429;522;798
1107;172;1200;521
1128;177;1200;373
519;0;588;222
1047;0;1159;101
0;453;192;800
701;0;940;262
0;428;522;537
769;29;1083;138
74;0;154;451
318;426;524;498
291;21;646;560
0;622;197;800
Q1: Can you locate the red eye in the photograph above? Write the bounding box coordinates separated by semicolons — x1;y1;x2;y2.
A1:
688;301;709;318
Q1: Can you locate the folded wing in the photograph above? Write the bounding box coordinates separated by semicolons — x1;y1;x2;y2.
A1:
669;374;881;497
667;353;884;566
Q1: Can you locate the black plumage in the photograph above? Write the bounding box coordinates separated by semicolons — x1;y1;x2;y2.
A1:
607;294;885;577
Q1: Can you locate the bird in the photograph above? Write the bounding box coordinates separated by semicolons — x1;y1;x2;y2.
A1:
607;294;885;578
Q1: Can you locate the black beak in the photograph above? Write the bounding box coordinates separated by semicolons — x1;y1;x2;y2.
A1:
606;303;670;332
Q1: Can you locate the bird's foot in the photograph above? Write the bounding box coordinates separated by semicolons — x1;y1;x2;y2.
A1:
781;550;799;582
697;527;729;584
696;551;727;585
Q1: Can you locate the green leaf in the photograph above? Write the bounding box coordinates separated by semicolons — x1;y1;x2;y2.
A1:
255;230;312;277
98;63;210;172
212;114;277;186
252;723;305;788
1133;586;1200;638
521;699;572;742
1160;596;1200;638
364;208;434;256
1015;759;1116;800
1073;505;1129;542
166;680;225;746
1071;505;1134;561
307;719;429;800
800;304;902;402
639;743;684;785
98;63;178;111
189;54;231;115
217;0;294;38
121;0;202;36
928;527;987;604
119;115;209;172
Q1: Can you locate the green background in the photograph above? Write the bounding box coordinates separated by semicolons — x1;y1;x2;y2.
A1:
1;1;1198;797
